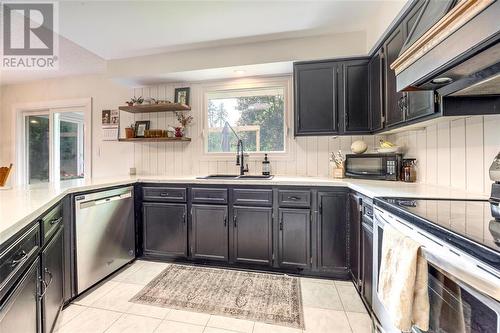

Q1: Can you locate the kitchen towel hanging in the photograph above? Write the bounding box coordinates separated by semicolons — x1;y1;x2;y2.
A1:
378;224;430;331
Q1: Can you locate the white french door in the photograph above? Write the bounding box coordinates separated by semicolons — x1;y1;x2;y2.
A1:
22;107;87;184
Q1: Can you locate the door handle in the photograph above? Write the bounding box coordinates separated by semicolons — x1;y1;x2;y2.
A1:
182;212;186;224
10;250;27;267
49;217;63;225
233;214;237;227
224;216;227;227
38;268;53;299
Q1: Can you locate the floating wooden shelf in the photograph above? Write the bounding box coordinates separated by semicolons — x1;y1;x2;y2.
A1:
118;137;191;142
118;103;191;113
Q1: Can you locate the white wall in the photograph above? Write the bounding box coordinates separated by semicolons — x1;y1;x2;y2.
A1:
387;115;500;195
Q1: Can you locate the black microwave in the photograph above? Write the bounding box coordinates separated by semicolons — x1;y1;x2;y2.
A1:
345;153;402;181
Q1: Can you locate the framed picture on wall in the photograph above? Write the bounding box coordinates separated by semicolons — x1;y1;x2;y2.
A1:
174;87;190;106
134;120;150;138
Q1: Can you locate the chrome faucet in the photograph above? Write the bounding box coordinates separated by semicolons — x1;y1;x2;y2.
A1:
225;122;248;175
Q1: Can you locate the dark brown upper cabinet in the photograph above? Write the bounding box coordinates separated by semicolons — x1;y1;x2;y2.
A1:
369;49;384;131
294;61;339;136
383;25;407;127
293;58;370;136
341;60;371;133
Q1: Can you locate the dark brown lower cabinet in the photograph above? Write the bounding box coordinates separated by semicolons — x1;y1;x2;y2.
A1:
143;202;187;258
349;193;362;288
232;206;273;266
41;227;64;333
278;208;311;269
361;221;373;308
0;258;39;333
191;204;228;261
317;192;348;272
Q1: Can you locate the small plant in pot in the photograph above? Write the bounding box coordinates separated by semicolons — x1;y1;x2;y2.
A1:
175;112;193;137
131;96;144;105
125;123;135;138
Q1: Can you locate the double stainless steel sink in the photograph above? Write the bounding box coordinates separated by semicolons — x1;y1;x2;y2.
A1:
197;174;274;180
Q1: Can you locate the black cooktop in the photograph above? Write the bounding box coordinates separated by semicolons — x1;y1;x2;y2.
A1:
374;197;500;271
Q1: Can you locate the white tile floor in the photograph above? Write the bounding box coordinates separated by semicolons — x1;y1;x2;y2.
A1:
55;260;373;333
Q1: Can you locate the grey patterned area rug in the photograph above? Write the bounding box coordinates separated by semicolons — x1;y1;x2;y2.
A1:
130;264;304;329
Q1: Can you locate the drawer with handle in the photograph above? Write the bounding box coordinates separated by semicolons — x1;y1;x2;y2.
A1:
232;189;273;206
0;224;40;301
143;187;187;202
191;188;228;204
41;203;63;245
278;190;311;208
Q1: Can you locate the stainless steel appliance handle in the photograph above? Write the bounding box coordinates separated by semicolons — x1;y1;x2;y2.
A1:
79;192;132;209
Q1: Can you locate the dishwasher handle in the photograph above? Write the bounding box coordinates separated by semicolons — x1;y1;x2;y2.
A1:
79;192;132;209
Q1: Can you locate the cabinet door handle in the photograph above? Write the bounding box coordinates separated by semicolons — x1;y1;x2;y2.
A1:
38;268;53;299
159;192;169;197
224;216;227;227
182;212;186;224
279;217;284;230
233;214;237;227
288;196;300;201
10;250;27;267
49;217;63;225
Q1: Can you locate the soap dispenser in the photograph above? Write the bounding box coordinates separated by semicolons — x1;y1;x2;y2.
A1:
262;154;271;176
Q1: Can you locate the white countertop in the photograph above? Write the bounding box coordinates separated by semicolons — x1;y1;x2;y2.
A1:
0;175;489;245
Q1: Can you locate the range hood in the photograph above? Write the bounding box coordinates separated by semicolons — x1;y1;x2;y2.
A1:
391;0;500;97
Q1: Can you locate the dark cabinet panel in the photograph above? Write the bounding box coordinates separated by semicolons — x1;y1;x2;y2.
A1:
191;205;228;261
0;258;39;333
278;208;311;269
294;62;338;135
348;193;362;288
343;60;370;133
384;26;406;127
406;91;436;121
143;203;187;258
41;227;64;333
369;49;384;131
232;206;273;266
317;192;348;271
361;221;373;308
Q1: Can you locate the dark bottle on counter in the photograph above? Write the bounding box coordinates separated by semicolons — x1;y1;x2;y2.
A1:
262;154;271;176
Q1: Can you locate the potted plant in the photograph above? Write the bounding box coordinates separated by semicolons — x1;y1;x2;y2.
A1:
125;123;135;138
175;112;193;137
131;96;144;105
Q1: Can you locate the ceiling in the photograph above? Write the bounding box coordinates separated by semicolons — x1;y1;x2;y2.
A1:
59;0;405;60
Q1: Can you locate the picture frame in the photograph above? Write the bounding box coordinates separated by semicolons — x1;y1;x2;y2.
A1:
174;87;190;106
134;120;150;138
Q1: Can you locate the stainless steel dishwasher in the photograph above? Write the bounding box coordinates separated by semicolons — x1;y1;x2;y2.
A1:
74;186;135;294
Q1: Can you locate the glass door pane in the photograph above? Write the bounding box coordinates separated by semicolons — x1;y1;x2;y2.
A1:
26;115;49;184
58;112;85;180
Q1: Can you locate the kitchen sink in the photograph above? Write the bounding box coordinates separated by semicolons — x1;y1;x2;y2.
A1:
197;174;273;180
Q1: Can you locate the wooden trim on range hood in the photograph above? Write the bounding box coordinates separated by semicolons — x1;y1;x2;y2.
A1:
391;0;495;75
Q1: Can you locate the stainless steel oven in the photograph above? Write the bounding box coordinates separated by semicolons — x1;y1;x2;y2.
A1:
345;154;402;181
373;207;500;333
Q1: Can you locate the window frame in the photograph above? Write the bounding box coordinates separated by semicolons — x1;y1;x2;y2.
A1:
200;76;294;161
12;98;92;185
